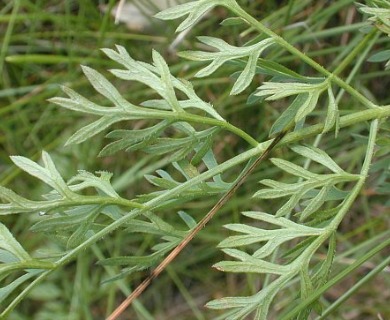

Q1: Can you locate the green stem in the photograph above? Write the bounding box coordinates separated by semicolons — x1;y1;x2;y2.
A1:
280;105;389;146
51;196;145;210
173;112;259;147
330;119;379;229
136;109;259;147
229;3;378;109
2;106;389;317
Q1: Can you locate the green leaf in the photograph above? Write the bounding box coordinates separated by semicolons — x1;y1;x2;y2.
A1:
256;80;328;124
99;253;161;267
30;206;98;233
11;152;72;198
81;65;133;110
0;272;39;305
271;158;320;180
300;262;314;300
300;185;330;221
305;186;350;202
49;86;115;116
66;223;92;249
269;94;307;136
155;0;232;32
66;206;100;250
103;45;224;120
257;59;307;81
154;1;200;25
256;80;326;100
241;211;296;228
0;223;30;261
66;115;123;146
143;136;196;155
99;120;171;156
145;174;179;190
368;49;390;62
107;55;158;89
220;17;247;26
68;171;119;198
323;87;339;134
0;186;36;215
174;78;224;120
179;37;274;94
206;296;255;309
358;3;390;36
0;261;54;278
191;134;214;166
218;228;315;248
174;160;199;180
231;51;260;95
295;90;321;122
256;178;299;194
206;279;285;319
291;145;344;173
242;211;324;234
252;239;292;259
152;50;182;113
312;232;336;287
222;248;253;261
213;259;289;274
177;211;197;229
298;263;315;319
275;192;302;217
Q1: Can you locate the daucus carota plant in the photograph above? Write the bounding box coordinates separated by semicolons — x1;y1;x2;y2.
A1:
1;0;389;319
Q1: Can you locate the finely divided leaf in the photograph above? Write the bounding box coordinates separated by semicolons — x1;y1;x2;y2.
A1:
68;171;119;198
180;37;274;94
152;50;183;113
155;0;231;32
257;80;328;125
256;80;326;100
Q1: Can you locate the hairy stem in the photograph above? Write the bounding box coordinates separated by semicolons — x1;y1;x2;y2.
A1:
330;119;379;228
172;112;259;147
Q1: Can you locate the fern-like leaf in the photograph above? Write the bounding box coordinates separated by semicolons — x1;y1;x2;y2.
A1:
179;37;274;94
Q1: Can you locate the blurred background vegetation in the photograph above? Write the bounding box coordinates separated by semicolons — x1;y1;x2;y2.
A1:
0;0;389;319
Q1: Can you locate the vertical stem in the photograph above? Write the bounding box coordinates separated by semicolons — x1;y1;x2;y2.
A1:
330;119;379;229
